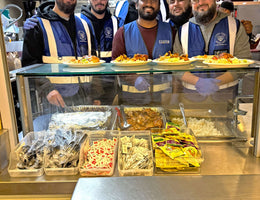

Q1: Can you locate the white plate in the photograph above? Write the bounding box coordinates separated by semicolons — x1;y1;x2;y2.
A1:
203;59;255;68
111;59;152;66
64;60;106;68
152;58;196;66
63;67;105;72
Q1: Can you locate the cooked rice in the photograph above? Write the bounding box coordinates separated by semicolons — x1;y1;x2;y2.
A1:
171;117;222;137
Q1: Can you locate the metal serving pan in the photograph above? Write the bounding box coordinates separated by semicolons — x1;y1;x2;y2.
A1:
166;108;246;141
117;106;167;131
48;105;117;131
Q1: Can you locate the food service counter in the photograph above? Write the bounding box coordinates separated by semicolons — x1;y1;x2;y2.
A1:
1;61;260;198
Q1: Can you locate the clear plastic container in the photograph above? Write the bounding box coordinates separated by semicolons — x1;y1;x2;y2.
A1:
8;131;47;177
151;128;204;174
44;130;87;176
118;131;154;176
79;130;119;176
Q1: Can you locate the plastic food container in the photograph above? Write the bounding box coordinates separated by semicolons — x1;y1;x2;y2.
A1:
79;130;119;176
8;131;47;177
151;127;204;174
44;130;87;176
118;131;154;176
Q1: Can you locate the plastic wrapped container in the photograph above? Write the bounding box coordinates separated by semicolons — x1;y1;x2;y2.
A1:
48;105;117;131
79;130;119;176
44;130;87;176
118;131;154;176
8;131;46;177
151;127;204;174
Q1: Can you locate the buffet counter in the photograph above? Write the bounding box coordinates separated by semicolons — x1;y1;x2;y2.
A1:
1;61;260;199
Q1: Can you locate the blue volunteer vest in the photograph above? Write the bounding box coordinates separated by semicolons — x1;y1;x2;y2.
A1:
38;16;91;97
124;20;173;59
38;16;89;57
80;14;117;62
121;20;173;105
179;17;240;57
115;0;129;27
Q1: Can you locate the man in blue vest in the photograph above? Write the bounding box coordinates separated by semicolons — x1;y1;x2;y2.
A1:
79;0;119;63
167;0;192;28
114;0;169;27
22;0;103;130
112;0;175;105
78;0;119;104
173;0;251;102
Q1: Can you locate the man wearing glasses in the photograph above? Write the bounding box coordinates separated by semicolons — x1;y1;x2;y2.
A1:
173;0;251;101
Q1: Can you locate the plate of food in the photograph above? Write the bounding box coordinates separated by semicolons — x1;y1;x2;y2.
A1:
64;56;105;67
153;51;195;65
192;55;215;61
111;54;152;66
202;53;254;68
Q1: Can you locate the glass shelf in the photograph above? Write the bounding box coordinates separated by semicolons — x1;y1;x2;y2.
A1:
14;61;260;76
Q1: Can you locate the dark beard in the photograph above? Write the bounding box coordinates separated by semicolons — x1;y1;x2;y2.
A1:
169;6;192;28
90;3;108;15
193;3;216;24
139;7;159;21
56;0;76;14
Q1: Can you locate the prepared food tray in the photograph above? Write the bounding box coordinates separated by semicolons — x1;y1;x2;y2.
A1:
79;130;119;176
48;105;117;131
166;109;238;140
44;129;87;176
118;131;153;176
151;127;203;173
119;107;166;131
8;131;47;177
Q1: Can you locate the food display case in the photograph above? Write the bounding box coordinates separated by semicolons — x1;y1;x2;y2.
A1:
1;60;260;198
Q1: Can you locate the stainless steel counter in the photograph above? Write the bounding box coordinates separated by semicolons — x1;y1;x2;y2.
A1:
1;142;260;198
72;175;260;200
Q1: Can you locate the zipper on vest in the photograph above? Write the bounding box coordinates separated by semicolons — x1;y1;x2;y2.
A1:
98;44;101;58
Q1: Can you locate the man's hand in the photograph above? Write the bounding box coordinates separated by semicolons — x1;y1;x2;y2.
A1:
24;15;38;30
134;76;150;91
195;78;221;96
241;20;253;35
46;90;66;107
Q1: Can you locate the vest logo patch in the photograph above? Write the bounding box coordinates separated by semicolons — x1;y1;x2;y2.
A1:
78;30;86;42
215;32;227;46
105;27;113;39
159;40;170;44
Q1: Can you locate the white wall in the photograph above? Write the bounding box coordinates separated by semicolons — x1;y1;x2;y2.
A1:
236;4;260;35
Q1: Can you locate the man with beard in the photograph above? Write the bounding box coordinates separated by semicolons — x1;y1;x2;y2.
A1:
112;0;175;105
167;0;192;28
79;0;118;62
79;0;119;105
173;0;251;102
22;0;102;130
114;0;169;27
